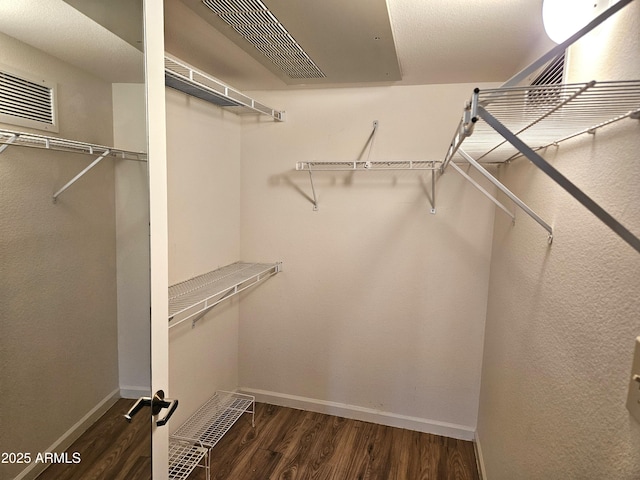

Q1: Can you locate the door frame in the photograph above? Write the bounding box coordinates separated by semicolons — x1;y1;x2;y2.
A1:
143;0;170;478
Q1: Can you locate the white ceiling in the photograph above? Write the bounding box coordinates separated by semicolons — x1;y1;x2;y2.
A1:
165;0;556;90
0;0;555;89
0;0;144;83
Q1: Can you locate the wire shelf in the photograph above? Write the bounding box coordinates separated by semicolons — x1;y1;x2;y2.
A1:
296;160;441;171
455;80;640;164
168;440;209;480
0;128;147;161
165;54;285;121
171;391;255;449
168;261;281;328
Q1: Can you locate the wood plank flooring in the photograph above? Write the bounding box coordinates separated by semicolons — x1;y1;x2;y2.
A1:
203;403;479;480
36;399;479;480
36;399;151;480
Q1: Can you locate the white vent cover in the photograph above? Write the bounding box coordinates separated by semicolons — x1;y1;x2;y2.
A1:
201;0;325;79
531;52;566;87
526;52;566;107
0;66;58;133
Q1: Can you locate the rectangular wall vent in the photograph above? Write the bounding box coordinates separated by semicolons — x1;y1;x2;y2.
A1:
201;0;325;79
531;51;565;87
0;66;58;133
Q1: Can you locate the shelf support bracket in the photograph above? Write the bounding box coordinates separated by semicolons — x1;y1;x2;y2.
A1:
430;168;436;214
53;149;110;203
450;161;515;224
458;148;553;242
0;134;19;154
308;168;318;211
478;105;640;254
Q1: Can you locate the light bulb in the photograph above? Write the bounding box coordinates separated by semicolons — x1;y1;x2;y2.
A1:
542;0;603;43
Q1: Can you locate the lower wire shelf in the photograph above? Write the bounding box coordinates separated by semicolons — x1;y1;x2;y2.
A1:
168;441;209;480
169;391;255;480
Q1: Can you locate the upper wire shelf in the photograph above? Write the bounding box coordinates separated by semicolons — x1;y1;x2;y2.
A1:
449;80;640;165
168;261;282;329
165;54;285;122
0;128;147;161
0;128;147;202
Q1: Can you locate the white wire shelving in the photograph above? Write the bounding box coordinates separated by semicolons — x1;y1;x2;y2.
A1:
439;0;640;254
296;159;441;213
168;441;209;480
165;54;285;121
169;391;255;480
295;160;441;172
444;80;640;166
168;261;282;329
0;128;147;202
442;79;640;253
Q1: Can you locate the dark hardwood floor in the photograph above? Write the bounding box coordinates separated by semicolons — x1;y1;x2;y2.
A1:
204;403;479;480
36;399;479;480
36;399;151;480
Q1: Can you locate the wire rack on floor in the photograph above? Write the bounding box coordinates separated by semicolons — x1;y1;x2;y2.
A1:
169;391;255;480
168;440;209;480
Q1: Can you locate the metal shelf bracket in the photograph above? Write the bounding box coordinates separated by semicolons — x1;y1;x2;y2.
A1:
478;106;640;253
1;128;147;202
457;148;552;241
53;149;110;203
0;133;19;154
449;161;515;225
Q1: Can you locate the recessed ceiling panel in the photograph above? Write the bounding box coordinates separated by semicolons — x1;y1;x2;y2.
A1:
201;0;325;79
180;0;402;85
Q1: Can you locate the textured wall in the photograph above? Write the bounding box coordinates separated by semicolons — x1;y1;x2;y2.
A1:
113;83;151;398
165;87;243;430
476;3;640;478
238;84;496;437
0;32;118;480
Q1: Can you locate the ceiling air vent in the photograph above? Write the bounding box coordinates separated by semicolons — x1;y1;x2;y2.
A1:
526;52;566;107
0;66;58;133
201;0;325;79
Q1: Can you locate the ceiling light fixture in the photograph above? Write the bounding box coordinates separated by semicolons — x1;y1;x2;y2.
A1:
542;0;608;43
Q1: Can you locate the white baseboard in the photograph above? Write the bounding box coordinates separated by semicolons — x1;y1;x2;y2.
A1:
239;387;475;441
120;385;152;399
474;431;488;480
14;388;120;480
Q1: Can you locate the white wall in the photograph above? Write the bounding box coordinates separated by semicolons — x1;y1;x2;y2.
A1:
113;83;151;398
0;32;119;480
476;3;640;478
238;84;496;438
165;87;243;429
